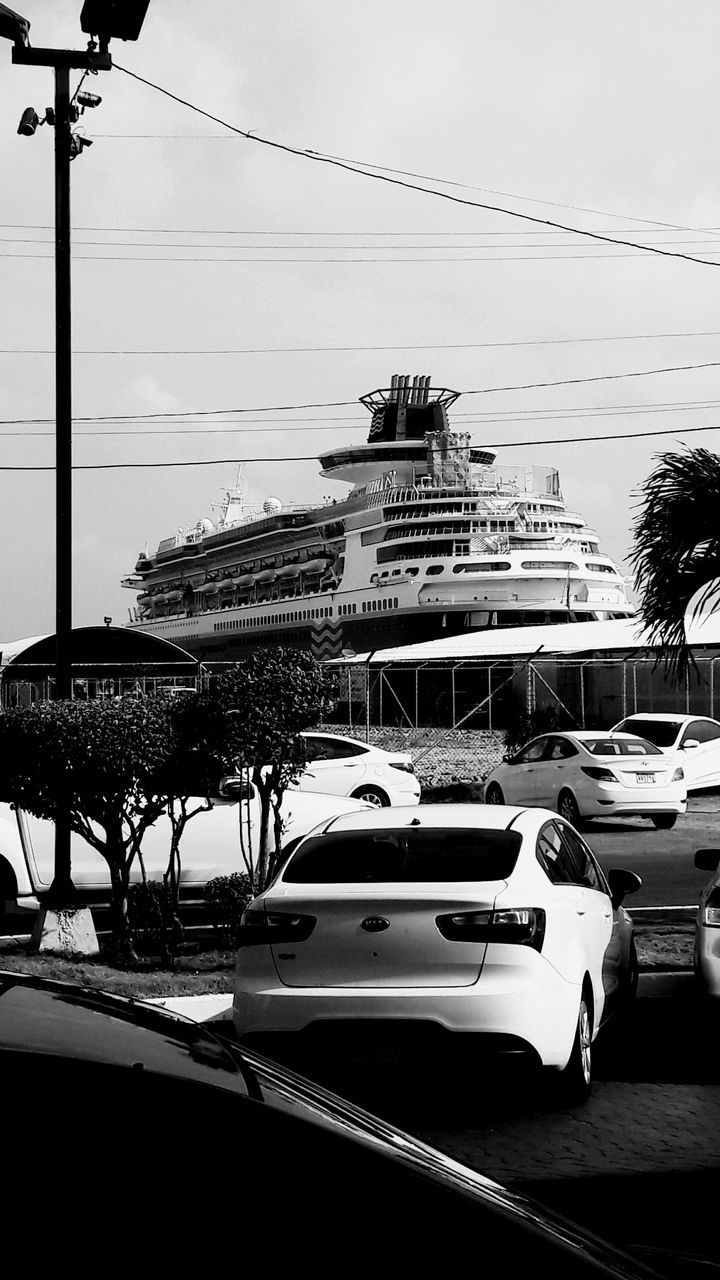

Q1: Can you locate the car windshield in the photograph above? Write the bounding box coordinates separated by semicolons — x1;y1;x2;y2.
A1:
585;737;663;757
282;828;522;883
614;719;680;747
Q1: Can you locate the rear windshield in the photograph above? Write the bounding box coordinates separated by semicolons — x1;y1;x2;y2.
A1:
614;720;679;748
282;828;522;884
585;737;663;757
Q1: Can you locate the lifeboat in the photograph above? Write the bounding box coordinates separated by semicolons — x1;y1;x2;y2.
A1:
235;574;255;589
301;558;330;575
152;593;168;605
276;565;301;580
165;590;183;603
254;569;277;584
216;578;236;591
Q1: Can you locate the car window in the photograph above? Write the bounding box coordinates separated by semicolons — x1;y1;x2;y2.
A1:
535;823;578;884
585;737;662;757
304;737;364;761
282;828;523;883
557;824;609;895
544;736;578;761
683;720;720;745
514;737;549;764
614;719;680;748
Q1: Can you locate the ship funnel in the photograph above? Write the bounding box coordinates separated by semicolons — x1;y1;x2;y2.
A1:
360;374;460;442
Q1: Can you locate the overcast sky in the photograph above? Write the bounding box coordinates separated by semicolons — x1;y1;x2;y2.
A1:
1;0;719;642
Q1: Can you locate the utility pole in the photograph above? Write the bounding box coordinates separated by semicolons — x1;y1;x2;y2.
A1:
1;1;151;948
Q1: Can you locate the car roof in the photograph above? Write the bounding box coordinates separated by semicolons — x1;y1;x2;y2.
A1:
567;730;648;742
318;803;527;834
616;713;692;724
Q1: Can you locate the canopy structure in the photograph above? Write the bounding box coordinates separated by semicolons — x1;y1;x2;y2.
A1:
333;613;720;666
0;626;199;705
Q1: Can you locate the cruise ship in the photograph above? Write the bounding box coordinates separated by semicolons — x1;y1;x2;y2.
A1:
122;375;635;661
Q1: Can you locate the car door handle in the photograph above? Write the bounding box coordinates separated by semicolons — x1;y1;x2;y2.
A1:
575;893;587;915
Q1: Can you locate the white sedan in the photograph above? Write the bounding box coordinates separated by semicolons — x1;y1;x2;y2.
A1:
693;847;720;996
292;731;421;808
233;803;641;1104
610;713;720;793
6;788;371;914
482;730;686;829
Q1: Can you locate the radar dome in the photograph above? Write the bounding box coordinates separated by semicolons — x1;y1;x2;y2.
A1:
196;518;214;533
263;496;283;514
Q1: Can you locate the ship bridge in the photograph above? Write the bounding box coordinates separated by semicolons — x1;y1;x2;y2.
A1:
319;374;495;485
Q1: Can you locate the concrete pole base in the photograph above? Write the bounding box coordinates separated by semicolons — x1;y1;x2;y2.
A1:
30;905;100;958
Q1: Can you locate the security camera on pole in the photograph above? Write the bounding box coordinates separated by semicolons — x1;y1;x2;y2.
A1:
0;1;152;956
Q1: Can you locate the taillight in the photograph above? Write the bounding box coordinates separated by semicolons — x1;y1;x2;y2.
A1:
701;891;720;928
436;908;546;951
389;761;415;774
581;766;617;782
237;907;316;946
672;767;685;782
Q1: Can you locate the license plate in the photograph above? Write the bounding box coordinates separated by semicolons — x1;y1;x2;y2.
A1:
636;773;656;784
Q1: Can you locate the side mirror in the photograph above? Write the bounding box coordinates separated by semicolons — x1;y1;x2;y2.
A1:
682;739;700;751
607;867;642;909
694;848;720;873
218;775;254;802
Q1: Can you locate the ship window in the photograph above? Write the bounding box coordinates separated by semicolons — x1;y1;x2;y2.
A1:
406;567;419;577
521;560;579;571
453;561;511;573
425;565;443;576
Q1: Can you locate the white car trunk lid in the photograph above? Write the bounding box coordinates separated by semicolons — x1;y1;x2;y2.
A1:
268;884;506;988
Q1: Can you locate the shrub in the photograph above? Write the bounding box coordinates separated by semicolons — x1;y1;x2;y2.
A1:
128;881;183;963
203;873;253;947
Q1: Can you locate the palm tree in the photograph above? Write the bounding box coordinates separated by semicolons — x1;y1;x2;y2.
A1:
631;447;720;680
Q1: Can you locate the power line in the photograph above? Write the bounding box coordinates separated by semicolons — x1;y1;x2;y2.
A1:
8;248;720;264
5;220;720;237
5;398;720;438
112;62;720;271
1;329;720;355
88;137;720;239
1;419;718;471
2;359;720;427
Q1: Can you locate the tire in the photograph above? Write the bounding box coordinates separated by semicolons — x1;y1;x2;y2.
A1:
485;783;505;805
651;813;677;830
557;789;583;828
351;785;390;808
556;989;593;1106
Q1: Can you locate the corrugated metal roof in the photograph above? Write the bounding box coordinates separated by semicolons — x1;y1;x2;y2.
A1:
335;612;720;665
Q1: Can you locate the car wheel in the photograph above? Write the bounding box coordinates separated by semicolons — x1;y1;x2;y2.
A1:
556;989;593;1106
351;785;390;808
557;789;583;828
485;783;505;805
651;813;677;830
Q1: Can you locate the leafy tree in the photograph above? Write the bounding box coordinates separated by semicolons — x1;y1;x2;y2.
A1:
632;448;720;680
501;704;573;759
203;648;337;892
0;696;175;964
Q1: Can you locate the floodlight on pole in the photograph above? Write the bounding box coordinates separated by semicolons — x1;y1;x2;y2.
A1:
0;2;30;47
2;1;152;925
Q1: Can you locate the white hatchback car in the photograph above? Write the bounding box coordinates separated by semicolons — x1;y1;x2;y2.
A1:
292;731;421;808
232;804;641;1103
610;713;720;793
482;730;686;829
693;847;720;996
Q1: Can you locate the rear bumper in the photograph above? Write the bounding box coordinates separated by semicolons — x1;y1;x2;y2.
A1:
582;790;686;818
233;958;582;1069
